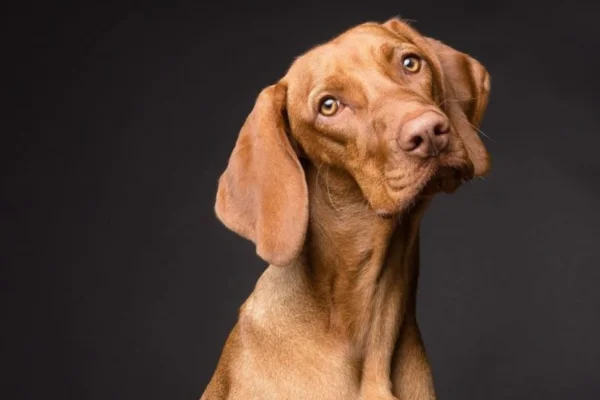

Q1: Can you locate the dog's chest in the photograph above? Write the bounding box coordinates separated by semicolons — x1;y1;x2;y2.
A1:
234;265;363;399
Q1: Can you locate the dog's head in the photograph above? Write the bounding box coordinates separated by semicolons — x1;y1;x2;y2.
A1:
215;19;491;265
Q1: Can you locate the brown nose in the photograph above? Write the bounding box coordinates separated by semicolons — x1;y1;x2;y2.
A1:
397;111;450;158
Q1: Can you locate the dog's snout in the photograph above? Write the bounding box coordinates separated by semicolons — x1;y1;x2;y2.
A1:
397;112;450;158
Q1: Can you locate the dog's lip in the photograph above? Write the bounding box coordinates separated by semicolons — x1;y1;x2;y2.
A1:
419;163;473;197
380;157;470;216
384;160;437;195
414;163;442;196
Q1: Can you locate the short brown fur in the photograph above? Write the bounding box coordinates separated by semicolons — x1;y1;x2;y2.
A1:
202;18;491;400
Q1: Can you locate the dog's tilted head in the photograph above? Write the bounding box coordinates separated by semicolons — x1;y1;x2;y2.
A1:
215;19;491;266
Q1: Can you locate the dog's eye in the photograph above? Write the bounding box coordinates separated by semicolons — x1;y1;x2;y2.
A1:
402;55;421;73
318;96;339;116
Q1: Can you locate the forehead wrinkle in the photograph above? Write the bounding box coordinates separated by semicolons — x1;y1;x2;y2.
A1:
301;46;367;98
334;31;412;80
308;72;368;108
314;59;401;111
293;30;422;111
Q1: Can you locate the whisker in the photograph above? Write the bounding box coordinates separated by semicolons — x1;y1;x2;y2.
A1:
437;95;483;108
362;198;370;212
435;96;496;143
313;162;340;249
325;164;344;216
467;120;495;143
316;161;325;201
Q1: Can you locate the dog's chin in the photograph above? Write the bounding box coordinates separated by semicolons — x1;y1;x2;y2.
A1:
376;159;474;219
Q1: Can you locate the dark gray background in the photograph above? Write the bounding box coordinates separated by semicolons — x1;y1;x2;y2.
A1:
3;1;600;399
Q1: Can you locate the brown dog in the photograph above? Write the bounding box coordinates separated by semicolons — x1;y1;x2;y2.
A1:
201;18;490;400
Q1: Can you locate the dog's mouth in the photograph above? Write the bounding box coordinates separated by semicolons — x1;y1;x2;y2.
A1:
378;156;473;218
419;162;474;198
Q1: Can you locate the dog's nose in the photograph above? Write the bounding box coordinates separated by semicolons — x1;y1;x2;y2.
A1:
397;112;450;158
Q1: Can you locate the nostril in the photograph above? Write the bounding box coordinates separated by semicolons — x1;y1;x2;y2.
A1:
433;120;450;136
398;131;427;153
411;135;424;149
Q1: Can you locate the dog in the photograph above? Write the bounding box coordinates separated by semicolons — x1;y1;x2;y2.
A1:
201;18;491;400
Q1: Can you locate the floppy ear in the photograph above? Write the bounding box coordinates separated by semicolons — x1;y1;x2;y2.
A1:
215;84;309;266
425;37;492;177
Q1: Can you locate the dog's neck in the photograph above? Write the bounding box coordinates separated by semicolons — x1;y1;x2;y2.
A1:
303;163;430;357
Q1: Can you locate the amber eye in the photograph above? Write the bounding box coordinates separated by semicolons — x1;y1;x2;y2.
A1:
318;96;339;116
402;55;421;73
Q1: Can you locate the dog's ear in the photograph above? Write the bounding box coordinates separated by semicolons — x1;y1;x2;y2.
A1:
425;37;491;177
215;84;309;266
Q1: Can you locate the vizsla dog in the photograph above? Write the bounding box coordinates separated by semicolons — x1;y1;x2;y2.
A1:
201;18;491;400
